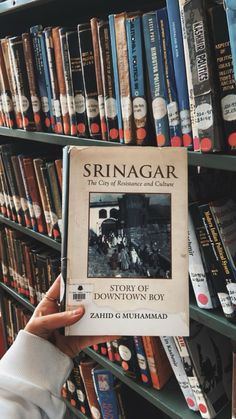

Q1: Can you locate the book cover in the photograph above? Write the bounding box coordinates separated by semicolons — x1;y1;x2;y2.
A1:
66;30;88;137
78;23;102;139
166;0;193;148
208;3;236;150
61;146;188;336
126;13;149;145
142;11;170;147
92;367;120;419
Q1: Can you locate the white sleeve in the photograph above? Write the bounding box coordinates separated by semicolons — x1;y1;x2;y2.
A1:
0;330;73;419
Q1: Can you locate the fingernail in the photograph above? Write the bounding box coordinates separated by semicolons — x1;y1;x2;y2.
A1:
72;306;84;316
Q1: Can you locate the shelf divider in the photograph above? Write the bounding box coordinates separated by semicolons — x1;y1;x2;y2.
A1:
0;282;35;312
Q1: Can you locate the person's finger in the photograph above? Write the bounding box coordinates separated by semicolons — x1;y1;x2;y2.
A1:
45;274;61;300
26;306;85;337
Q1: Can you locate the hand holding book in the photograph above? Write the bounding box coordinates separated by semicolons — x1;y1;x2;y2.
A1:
25;275;119;358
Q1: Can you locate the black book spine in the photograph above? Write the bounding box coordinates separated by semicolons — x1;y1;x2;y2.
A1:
208;4;236;151
78;24;102;139
66;30;89;137
118;336;141;379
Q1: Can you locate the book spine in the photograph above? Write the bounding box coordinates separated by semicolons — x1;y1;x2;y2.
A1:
142;11;170;146
9;37;36;131
108;14;124;143
18;155;37;231
37;253;49;296
46;162;62;235
157;8;183;147
33;158;53;237
183;0;223;152
0;228;10;285
11;155;32;228
208;4;236;150
59;28;77;136
142;336;161;389
126;15;149;145
43;28;64;135
97;21;120;142
66;31;88;137
30;25;52;132
225;0;236;86
0;153;15;221
188;210;214;309
114;13;135;144
91;17;107;140
51;27;70;135
78;24;102;139
199;203;236;319
160;336;198;411
79;360;102;419
0;44;16;128
133;335;152;386
92;368;120;419
1;39;22;129
118;337;141;379
22;33;43;131
40;165;61;241
174;336;212;418
54;159;62;193
22;242;36;305
166;0;193;148
72;361;92;416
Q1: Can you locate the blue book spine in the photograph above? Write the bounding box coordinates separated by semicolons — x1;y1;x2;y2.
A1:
126;15;149;145
39;30;55;131
225;0;236;81
166;0;193;148
92;368;120;419
108;15;124;143
142;11;170;146
133;336;152;387
30;25;52;132
157;7;183;147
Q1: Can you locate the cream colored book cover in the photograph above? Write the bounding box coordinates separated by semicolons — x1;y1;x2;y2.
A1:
62;146;189;336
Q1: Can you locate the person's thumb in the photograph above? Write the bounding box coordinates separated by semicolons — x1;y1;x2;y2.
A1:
25;306;85;339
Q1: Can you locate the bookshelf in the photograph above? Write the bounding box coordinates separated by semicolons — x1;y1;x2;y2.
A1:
0;0;234;418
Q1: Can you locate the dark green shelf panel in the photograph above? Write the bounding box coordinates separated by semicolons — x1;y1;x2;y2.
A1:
84;348;230;419
0;215;61;251
0;282;35;312
0;0;55;16
0;127;122;146
188;151;236;171
190;301;236;341
64;400;88;419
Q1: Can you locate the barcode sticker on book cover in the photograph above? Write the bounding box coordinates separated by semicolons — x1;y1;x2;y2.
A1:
68;283;93;304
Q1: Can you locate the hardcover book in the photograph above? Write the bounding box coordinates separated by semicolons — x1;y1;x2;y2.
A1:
61;146;189;336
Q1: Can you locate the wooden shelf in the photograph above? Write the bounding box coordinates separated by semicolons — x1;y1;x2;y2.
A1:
84;348;230;419
0;215;61;251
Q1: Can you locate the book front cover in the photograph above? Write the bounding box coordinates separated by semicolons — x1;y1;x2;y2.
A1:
62;146;189;336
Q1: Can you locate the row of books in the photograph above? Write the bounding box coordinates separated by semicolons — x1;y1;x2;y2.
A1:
63;355;130;419
0;143;62;240
2;292;233;419
0;2;235;151
0;226;60;304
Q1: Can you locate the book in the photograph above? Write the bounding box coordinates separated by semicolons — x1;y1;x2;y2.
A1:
78;23;102;139
133;335;152;386
126;13;149;145
79;358;102;419
61;146;188;336
118;336;140;379
0;42;16;129
54;159;62;193
46;161;62;234
142;11;170;147
92;367;120;418
11;154;32;228
208;3;236;151
225;0;236;84
166;0;193;148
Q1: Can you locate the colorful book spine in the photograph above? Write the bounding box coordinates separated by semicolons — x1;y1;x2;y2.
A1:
66;31;88;137
43;27;64;134
188;210;214;309
208;3;236;150
183;0;223;152
18;155;37;232
52;27;70;135
133;335;152;386
33;158;53;237
30;25;53;132
78;23;102;139
118;337;140;379
11;155;31;229
92;368;120;419
108;14;124;143
126;14;149;145
166;0;193;148
79;359;102;419
160;336;198;411
91;17;107;140
59;27;77;136
9;36;35;131
0;44;16;129
40;164;61;241
225;0;236;82
142;11;170;146
22;33;43;131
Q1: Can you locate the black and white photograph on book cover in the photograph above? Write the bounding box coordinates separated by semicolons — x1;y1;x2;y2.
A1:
88;192;171;279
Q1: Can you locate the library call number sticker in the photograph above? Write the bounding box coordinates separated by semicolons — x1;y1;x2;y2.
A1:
68;283;93;305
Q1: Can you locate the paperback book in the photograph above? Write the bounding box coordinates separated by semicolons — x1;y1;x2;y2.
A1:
61;146;188;336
